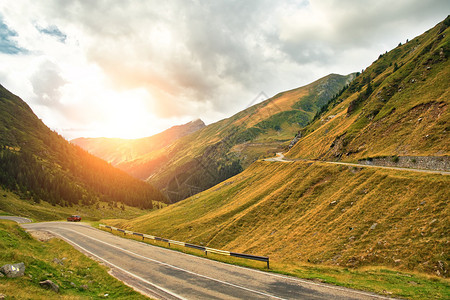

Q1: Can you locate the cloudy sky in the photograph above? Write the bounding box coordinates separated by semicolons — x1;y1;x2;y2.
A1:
0;1;448;139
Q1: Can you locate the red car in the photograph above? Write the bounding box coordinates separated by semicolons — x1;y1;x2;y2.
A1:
67;215;81;222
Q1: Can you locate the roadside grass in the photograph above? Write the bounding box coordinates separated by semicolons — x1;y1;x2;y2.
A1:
99;225;450;300
0;187;150;222
0;220;147;299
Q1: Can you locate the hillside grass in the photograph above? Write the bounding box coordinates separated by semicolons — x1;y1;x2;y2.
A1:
287;18;449;160
0;187;154;222
0;220;147;299
105;160;449;299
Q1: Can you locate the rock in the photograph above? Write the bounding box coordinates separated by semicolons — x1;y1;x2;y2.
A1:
0;262;25;278
80;284;89;290
39;280;59;293
329;200;337;206
53;258;64;265
370;223;378;230
104;293;109;297
0;293;5;300
70;282;77;288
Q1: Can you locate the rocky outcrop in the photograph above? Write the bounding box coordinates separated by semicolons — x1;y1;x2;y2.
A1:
39;280;59;293
288;132;302;149
0;262;25;278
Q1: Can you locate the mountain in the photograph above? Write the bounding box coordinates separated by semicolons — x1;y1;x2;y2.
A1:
287;17;449;162
71;119;205;166
105;17;450;282
125;73;354;202
0;84;168;209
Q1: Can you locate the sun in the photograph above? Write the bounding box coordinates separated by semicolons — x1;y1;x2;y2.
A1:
99;89;157;139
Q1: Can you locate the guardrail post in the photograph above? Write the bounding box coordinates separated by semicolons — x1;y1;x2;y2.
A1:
267;258;270;269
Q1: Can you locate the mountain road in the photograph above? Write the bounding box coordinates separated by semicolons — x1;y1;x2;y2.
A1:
0;215;32;223
21;222;392;300
265;153;450;175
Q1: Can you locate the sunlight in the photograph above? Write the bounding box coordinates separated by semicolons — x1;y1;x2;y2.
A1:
100;88;158;139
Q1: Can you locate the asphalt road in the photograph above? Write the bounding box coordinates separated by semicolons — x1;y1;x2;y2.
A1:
22;222;392;300
265;153;450;175
0;215;32;223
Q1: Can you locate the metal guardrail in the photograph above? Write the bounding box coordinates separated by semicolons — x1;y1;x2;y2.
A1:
99;224;270;268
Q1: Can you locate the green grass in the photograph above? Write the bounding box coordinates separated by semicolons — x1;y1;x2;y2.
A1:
0;220;147;299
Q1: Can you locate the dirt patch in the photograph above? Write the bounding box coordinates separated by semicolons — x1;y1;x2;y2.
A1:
28;230;56;242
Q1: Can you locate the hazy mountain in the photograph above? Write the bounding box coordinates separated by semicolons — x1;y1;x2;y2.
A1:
0;85;168;209
71;119;205;165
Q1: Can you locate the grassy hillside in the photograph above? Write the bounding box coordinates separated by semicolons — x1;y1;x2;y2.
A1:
71;119;205;166
287;16;449;161
107;160;449;279
130;73;354;202
0;220;147;299
0;84;168;210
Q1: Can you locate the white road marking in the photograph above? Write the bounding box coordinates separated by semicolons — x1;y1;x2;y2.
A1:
53;227;286;300
43;229;187;300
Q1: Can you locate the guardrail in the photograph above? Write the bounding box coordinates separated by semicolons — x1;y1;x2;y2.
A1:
99;224;269;268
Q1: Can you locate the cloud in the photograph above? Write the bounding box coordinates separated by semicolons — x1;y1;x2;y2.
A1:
30;60;66;106
0;0;449;139
35;24;66;42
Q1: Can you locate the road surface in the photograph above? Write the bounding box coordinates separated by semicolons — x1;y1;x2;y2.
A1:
265;153;450;175
23;222;392;300
0;215;32;223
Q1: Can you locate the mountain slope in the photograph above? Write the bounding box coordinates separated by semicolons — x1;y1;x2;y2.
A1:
0;84;168;209
130;73;354;202
105;17;450;284
108;160;449;278
287;16;449;162
71;119;205;166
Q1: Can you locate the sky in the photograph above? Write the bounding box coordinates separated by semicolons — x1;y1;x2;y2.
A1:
0;1;449;140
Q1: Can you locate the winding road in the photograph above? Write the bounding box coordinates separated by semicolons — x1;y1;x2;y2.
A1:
20;221;391;300
0;215;32;223
265;153;450;175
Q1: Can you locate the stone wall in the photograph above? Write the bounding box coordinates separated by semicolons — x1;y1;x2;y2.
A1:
358;156;449;171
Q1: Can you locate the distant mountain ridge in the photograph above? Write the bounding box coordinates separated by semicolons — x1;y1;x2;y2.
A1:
71;119;205;165
0;84;167;208
135;73;355;202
